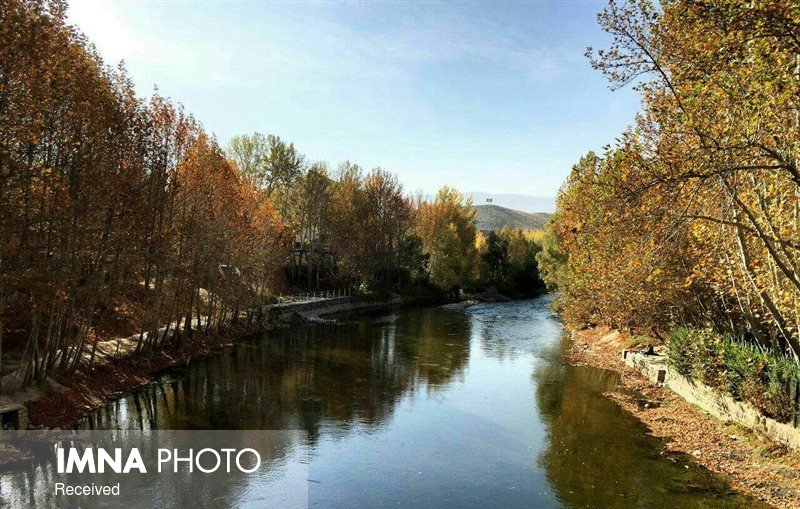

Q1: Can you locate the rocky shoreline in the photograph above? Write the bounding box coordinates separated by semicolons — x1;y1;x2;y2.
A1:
568;326;800;509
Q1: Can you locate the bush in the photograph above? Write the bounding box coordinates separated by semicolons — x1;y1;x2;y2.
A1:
666;327;800;424
723;341;761;402
764;354;800;422
666;327;694;377
689;327;727;388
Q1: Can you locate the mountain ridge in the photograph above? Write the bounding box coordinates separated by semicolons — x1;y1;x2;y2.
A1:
473;204;551;232
465;192;556;214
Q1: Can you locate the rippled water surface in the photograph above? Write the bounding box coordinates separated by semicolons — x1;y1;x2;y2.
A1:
14;297;770;508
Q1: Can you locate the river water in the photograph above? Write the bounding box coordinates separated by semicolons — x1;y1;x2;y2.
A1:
5;297;768;508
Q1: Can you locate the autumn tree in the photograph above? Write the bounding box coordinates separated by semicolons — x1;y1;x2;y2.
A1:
0;0;290;387
416;187;478;294
549;0;800;357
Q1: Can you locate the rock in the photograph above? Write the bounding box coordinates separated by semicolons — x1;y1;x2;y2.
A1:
440;300;479;311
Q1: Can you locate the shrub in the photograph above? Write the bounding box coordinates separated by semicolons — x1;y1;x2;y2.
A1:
690;327;727;388
724;342;772;414
723;341;761;402
764;354;800;422
666;327;800;425
666;327;694;377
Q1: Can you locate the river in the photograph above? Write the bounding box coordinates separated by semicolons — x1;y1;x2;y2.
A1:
3;297;768;508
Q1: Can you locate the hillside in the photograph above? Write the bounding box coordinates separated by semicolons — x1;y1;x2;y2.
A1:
474;204;551;233
466;193;556;213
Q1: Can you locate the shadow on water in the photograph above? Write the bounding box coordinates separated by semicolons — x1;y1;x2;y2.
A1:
2;296;769;508
534;360;764;508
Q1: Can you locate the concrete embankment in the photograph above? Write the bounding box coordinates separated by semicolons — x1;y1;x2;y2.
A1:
269;294;401;323
623;348;800;452
0;294;401;429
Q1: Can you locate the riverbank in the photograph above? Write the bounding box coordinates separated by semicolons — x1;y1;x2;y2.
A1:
21;295;401;429
28;330;239;427
568;326;800;509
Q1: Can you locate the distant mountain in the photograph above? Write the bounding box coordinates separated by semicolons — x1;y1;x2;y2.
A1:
465;193;556;214
474;204;551;233
464;193;556;214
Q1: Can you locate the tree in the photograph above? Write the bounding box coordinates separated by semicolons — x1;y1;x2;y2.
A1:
481;232;510;284
227;133;303;198
416;187;478;293
548;0;800;356
228;132;268;181
0;0;292;385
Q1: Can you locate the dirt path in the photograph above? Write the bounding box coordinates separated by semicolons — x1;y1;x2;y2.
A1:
569;326;800;509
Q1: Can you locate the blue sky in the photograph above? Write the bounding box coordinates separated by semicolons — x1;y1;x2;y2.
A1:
67;0;640;197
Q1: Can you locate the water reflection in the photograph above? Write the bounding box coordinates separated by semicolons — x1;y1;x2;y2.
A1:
83;310;472;437
2;297;763;508
532;335;769;508
0;431;307;509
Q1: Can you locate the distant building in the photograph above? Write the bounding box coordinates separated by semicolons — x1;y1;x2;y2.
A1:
486;198;493;203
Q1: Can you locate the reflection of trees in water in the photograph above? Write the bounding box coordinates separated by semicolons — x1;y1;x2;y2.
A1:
84;309;471;442
397;309;471;389
533;360;763;509
69;311;470;509
0;431;301;509
475;316;515;361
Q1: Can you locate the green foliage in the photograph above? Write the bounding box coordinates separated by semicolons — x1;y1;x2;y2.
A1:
476;227;545;297
764;355;800;423
481;231;510;283
721;341;751;398
398;234;429;283
228;132;304;197
627;335;650;349
690;328;727;388
666;328;694;377
535;226;568;296
667;327;800;423
416;187;478;292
